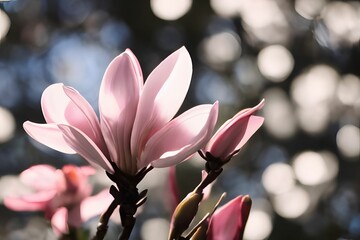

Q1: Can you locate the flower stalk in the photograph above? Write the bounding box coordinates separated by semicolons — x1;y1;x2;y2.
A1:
92;163;153;240
168;168;223;240
92;198;118;240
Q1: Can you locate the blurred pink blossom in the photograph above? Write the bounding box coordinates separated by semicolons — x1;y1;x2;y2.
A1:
168;166;181;211
24;47;218;175
202;99;265;163
207;195;252;240
4;164;112;235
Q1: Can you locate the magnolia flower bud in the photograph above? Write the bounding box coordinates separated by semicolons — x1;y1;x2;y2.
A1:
168;191;203;240
202;99;265;169
190;222;208;240
208;195;252;240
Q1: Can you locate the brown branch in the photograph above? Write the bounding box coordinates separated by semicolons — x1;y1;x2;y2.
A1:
92;198;118;240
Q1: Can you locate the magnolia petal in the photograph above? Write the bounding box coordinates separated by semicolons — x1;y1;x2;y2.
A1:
99;50;143;118
58;124;114;173
3;190;57;212
62;85;105;150
99;49;142;175
99;118;119;169
233;115;264;153
210;99;265;139
4;197;46;212
67;204;82;228
20;165;58;191
206;99;265;159
142;102;218;169
51;207;69;235
23;121;76;154
78;165;97;176
80;190;113;223
60;165;94;196
131;47;192;160
41;83;69;123
232;99;265;121
208;195;252;240
41;84;102;145
209;115;264;159
19;190;57;203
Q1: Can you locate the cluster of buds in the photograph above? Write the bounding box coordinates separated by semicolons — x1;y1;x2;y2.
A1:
4;47;264;239
168;99;264;240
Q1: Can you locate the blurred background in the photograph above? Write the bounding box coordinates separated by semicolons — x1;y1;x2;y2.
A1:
0;0;359;239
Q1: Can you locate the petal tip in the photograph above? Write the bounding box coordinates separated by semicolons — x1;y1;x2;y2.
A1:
242;195;252;204
258;98;265;109
212;101;219;110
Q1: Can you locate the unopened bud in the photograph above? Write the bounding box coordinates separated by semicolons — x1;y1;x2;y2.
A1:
190;223;208;240
168;191;203;240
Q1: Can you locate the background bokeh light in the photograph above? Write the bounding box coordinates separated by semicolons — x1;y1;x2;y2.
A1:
0;0;359;239
257;44;294;82
244;208;273;240
150;0;192;21
0;8;10;41
0;106;16;143
262;162;295;195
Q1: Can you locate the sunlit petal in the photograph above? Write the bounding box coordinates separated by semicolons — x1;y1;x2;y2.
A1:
99;49;143;174
206;99;264;159
213;99;264;136
131;47;192;159
208;195;252;240
58;124;114;173
23;121;76;154
41;83;102;145
143;103;218;168
62;85;105;150
209;115;264;159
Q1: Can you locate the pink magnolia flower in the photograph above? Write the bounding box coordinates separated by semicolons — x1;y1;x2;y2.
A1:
202;99;265;164
3;164;112;235
207;195;252;240
23;47;218;175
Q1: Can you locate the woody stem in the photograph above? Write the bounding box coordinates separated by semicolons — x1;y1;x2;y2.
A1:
92;198;119;240
194;168;223;194
119;214;136;240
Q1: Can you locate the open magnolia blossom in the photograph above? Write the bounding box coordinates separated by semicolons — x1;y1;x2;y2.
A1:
207;195;252;240
3;164;112;235
202;99;265;164
23;47;218;175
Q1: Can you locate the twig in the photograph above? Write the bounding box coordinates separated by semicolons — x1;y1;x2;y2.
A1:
92;199;118;240
118;215;136;240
